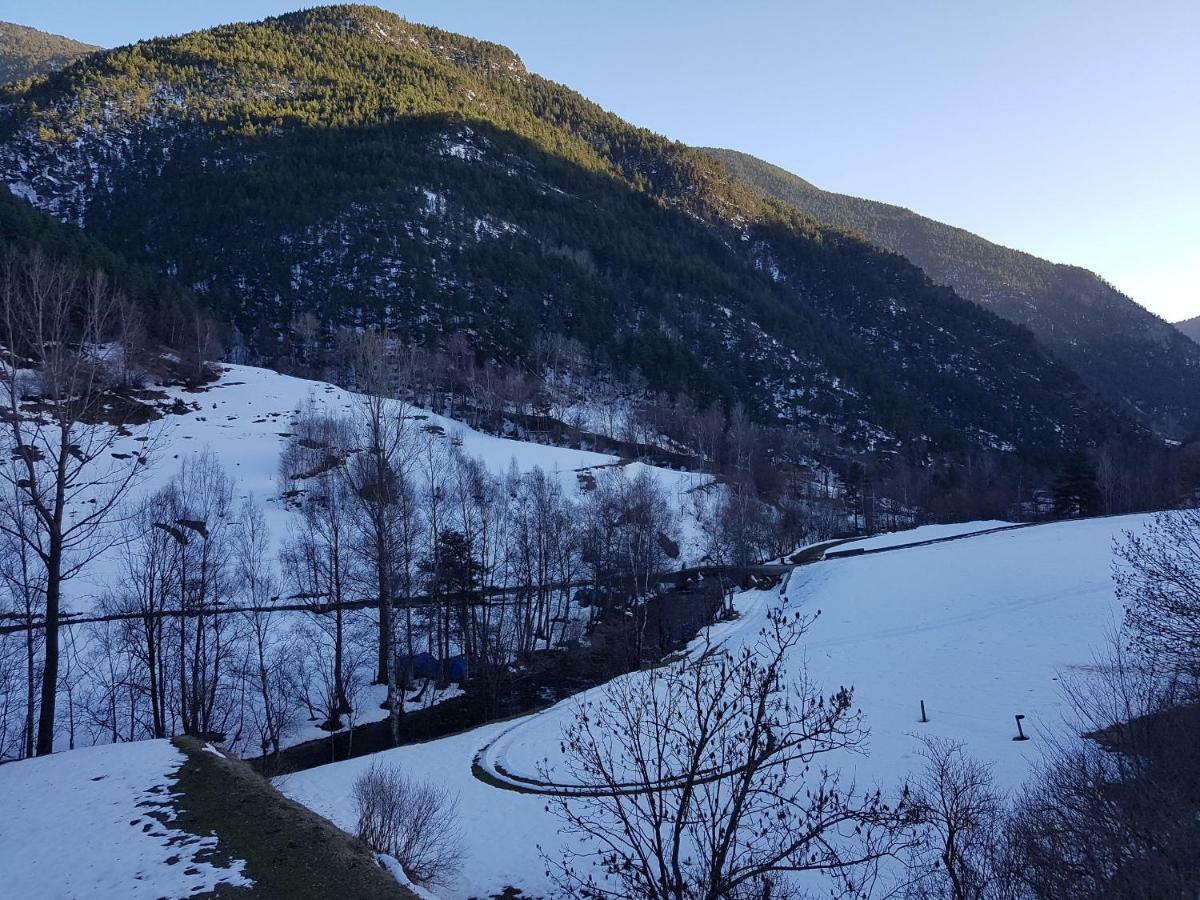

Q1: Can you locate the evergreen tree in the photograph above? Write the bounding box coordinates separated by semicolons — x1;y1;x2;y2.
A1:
841;462;867;533
421;529;482;683
1052;450;1102;519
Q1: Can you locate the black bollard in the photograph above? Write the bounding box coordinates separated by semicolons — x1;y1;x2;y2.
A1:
1013;714;1029;741
920;700;928;723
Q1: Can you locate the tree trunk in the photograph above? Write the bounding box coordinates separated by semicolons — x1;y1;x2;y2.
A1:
333;606;350;715
23;612;36;759
145;615;163;738
376;552;392;685
34;553;61;756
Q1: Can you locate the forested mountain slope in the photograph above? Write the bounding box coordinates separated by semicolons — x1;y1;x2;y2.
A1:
1177;315;1200;345
704;147;1200;440
0;22;98;83
0;5;1144;464
0;179;208;358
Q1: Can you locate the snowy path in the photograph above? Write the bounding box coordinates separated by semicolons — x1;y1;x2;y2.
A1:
825;520;1018;555
471;521;1045;796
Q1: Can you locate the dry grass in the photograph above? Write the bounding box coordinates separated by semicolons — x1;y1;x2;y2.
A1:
170;736;418;900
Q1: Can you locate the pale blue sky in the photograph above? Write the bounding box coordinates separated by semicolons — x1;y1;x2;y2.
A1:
4;0;1197;321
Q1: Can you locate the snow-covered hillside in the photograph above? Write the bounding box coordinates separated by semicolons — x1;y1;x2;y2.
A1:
3;361;719;758
279;513;1146;898
0;740;250;898
69;362;716;613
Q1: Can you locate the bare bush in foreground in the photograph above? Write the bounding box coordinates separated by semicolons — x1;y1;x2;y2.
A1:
353;761;463;887
906;737;1010;900
1116;506;1200;689
545;608;914;900
1005;645;1200;899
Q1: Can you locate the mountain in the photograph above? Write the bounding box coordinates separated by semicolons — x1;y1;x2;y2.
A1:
1177;315;1200;345
0;21;98;83
0;5;1145;466
703;148;1200;441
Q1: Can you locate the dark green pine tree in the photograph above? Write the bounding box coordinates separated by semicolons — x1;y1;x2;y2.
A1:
841;462;867;533
421;529;483;681
1052;450;1102;519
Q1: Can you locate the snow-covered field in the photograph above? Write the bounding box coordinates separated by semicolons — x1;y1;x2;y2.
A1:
7;360;1157;897
279;512;1144;898
0;740;249;899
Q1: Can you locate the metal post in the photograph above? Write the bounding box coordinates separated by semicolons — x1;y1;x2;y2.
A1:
1013;714;1029;741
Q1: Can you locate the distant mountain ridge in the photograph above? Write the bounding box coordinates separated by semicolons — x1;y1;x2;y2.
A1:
0;6;1148;466
1177;315;1200;345
703;147;1200;440
0;21;98;83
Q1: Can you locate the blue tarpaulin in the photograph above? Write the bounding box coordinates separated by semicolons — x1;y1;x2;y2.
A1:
398;652;468;682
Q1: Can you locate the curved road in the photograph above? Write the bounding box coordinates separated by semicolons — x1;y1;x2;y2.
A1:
470;521;1036;797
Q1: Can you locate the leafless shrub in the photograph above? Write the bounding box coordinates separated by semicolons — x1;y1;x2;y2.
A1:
906;737;1010;900
544;608;915;899
1004;642;1200;899
353;760;463;887
1116;507;1200;690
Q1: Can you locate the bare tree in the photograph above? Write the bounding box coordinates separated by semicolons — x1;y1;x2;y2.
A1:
167;451;240;739
182;309;222;385
342;332;418;745
1116;507;1200;688
0;251;151;754
96;487;181;739
0;509;34;758
510;465;579;659
0;468;46;757
906;738;1008;900
233;496;295;765
617;469;676;664
578;469;625;625
443;449;493;668
280;406;360;727
545;608;913;899
578;468;676;664
417;426;450;682
353;760;464;888
622;470;677;602
698;480;776;613
80;611;149;745
0;620;22;760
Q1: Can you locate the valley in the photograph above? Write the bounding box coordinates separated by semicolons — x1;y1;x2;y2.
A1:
0;6;1198;899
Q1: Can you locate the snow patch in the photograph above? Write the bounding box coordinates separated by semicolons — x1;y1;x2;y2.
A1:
0;740;251;898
